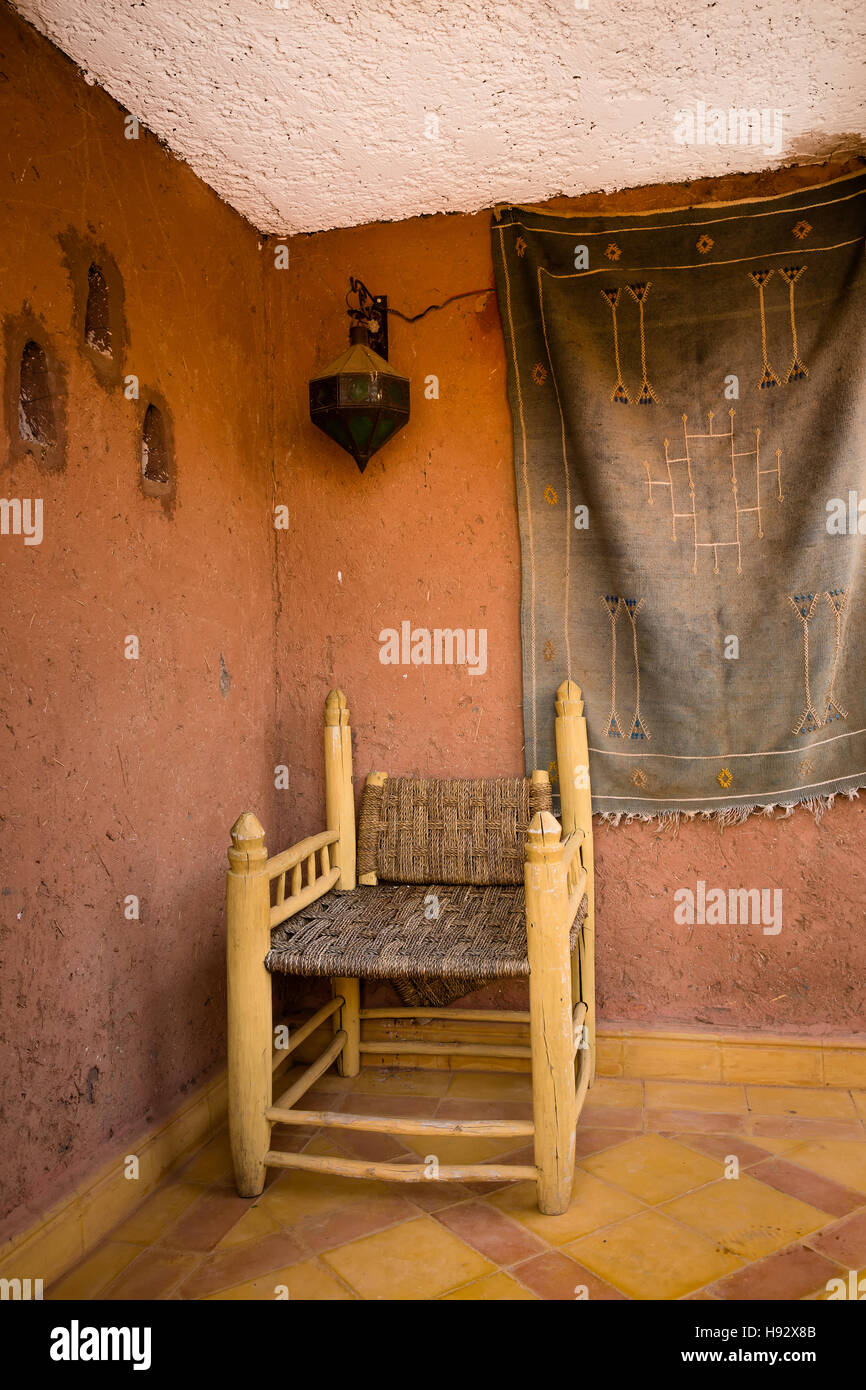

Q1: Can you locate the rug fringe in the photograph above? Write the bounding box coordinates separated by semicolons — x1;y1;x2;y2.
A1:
594;785;863;832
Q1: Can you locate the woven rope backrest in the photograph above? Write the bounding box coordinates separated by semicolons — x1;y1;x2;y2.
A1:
357;776;553;885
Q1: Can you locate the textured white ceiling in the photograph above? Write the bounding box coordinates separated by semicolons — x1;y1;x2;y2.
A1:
14;0;866;235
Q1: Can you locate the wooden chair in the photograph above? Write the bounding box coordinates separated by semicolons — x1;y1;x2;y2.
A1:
226;679;595;1215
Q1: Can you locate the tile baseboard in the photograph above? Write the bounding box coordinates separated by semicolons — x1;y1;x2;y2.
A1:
0;1072;226;1291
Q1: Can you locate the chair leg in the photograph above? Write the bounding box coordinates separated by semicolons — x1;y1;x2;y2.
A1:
580;906;596;1085
530;986;577;1213
525;812;577;1215
228;1005;271;1197
555;678;595;1085
334;977;360;1077
226;814;272;1197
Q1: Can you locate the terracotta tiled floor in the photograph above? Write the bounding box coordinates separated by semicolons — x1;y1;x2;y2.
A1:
48;1069;866;1301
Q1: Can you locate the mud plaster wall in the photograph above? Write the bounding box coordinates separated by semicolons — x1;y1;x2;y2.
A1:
269;159;866;1039
0;9;277;1242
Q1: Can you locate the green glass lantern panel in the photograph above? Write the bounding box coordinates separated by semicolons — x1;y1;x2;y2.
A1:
320;414;355;456
385;377;409;407
370;414;398;451
347;412;375;453
311;378;338;409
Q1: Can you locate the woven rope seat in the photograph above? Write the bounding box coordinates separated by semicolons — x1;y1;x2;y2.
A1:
266;774;586;1005
266;881;588;984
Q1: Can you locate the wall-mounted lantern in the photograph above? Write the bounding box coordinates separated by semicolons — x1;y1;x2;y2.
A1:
309;278;410;473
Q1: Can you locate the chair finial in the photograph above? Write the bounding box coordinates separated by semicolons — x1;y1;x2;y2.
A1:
526;809;562;846
325;688;350;726
228;812;267;868
231;811;265;844
556;679;583;716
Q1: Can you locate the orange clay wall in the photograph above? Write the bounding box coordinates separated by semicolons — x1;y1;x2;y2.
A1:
1;3;863;1243
0;10;277;1241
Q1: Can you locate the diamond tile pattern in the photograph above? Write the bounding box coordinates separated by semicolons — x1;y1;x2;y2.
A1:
48;1069;866;1301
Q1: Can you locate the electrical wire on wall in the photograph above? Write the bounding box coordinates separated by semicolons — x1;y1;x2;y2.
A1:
347;276;494;334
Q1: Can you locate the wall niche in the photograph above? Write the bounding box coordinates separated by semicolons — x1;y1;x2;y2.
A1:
19;340;56;447
84;264;112;357
3;312;67;471
139;394;176;513
59;229;127;387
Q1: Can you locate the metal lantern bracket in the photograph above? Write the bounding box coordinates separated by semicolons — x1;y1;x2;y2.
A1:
346;278;389;360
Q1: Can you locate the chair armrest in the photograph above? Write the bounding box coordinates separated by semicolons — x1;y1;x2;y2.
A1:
561;831;587;922
267;829;341;927
266;829;339;880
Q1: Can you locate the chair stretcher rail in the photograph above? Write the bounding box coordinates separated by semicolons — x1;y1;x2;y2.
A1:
360;1007;531;1023
271;996;344;1072
262;1151;537;1183
267;1108;534;1139
358;1040;531;1059
270;1030;346;1112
